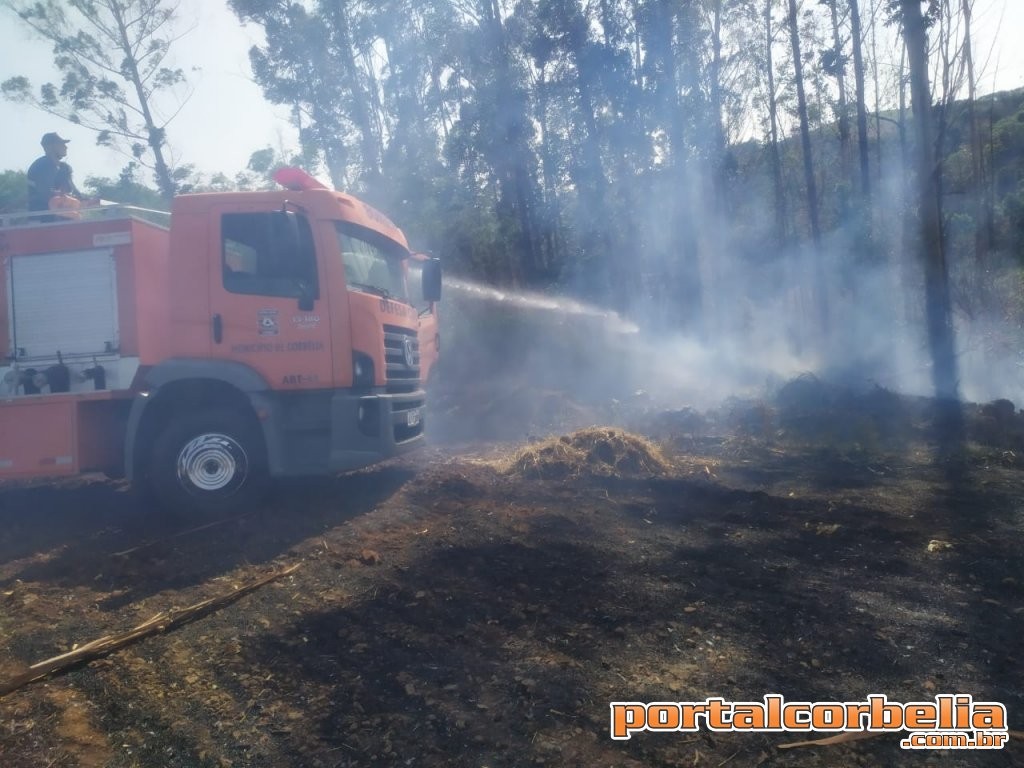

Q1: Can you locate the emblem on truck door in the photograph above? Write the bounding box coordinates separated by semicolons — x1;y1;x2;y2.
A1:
402;337;416;369
258;309;279;336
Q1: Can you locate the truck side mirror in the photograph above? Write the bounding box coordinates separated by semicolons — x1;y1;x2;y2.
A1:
422;257;442;303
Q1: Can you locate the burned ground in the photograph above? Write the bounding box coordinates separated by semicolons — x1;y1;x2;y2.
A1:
1;386;1023;767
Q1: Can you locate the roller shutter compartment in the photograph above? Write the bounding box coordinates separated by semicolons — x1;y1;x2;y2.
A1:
7;248;119;360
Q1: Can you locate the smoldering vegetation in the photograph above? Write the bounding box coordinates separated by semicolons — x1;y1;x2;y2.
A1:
427;258;1024;461
425;82;1024;450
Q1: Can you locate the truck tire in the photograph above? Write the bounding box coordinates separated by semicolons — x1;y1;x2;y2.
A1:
149;408;268;515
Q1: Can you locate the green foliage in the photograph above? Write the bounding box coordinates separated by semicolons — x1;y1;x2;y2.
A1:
1000;181;1024;261
0;169;27;212
83;163;165;208
989;104;1024;193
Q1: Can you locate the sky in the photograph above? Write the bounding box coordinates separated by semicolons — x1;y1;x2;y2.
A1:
0;0;1022;186
0;0;296;184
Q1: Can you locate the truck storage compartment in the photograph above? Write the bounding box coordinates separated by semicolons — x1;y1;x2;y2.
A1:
0;391;132;478
8;247;119;359
0;215;170;396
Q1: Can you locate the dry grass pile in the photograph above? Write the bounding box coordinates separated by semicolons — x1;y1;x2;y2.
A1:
507;427;671;480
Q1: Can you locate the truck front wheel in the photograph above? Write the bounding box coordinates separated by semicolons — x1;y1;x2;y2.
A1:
149;408;268;514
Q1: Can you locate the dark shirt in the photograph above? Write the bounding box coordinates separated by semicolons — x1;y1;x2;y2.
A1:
26;155;81;211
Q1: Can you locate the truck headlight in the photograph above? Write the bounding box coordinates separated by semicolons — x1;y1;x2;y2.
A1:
353;352;374;389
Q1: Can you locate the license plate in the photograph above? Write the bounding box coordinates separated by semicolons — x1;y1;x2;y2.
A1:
406;408;422;427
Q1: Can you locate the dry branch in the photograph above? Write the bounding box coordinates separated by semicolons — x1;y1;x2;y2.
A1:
111;512;254;557
0;563;300;698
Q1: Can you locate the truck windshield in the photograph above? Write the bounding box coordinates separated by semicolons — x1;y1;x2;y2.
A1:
335;221;408;301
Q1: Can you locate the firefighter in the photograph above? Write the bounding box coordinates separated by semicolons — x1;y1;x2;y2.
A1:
26;132;85;214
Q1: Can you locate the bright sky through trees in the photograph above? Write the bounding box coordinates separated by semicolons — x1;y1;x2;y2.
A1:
0;0;295;182
0;0;1020;183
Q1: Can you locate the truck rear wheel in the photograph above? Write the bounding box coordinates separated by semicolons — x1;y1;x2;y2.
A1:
149;408;268;515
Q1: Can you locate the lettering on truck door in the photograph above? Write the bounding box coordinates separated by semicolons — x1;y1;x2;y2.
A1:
211;211;332;388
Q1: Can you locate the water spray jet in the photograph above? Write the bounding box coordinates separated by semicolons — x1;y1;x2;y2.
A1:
443;277;640;335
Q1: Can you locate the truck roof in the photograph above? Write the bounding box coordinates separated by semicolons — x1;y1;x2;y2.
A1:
0;205;171;232
172;188;410;251
0;168;409;251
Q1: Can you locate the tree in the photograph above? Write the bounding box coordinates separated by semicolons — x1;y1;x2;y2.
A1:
897;0;961;415
787;0;822;249
0;170;28;212
822;0;851;177
787;0;829;335
848;0;871;200
765;0;789;243
228;0;368;190
636;0;705;331
470;0;549;286
84;162;164;207
959;0;989;266
530;0;620;298
1;0;190;200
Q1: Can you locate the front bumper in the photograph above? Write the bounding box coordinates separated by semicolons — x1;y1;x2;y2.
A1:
255;388;426;476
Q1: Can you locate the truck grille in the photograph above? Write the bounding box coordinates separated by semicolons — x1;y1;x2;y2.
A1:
383;325;420;393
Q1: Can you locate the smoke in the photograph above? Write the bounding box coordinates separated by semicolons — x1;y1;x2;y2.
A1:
424;114;1023;446
428;191;1023;447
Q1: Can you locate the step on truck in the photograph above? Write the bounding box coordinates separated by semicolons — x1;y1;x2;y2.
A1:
0;168;442;512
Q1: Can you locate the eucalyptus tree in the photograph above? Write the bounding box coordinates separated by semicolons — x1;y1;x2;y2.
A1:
764;0;790;243
822;0;852;176
700;0;762;207
356;2;460;229
628;0;709;331
443;0;552;285
954;0;988;265
527;0;625;299
786;0;822;248
892;0;960;414
848;0;871;199
787;0;830;337
228;0;383;190
1;0;189;199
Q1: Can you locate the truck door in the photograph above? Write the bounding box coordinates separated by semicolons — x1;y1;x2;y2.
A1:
209;210;332;390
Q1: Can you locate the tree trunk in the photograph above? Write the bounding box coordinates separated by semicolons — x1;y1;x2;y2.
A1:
765;0;788;244
869;0;883;183
961;0;988;266
827;0;851;178
709;0;728;211
900;0;961;417
848;0;871;201
787;0;828;334
109;1;175;200
659;0;703;333
535;69;564;265
574;48;621;305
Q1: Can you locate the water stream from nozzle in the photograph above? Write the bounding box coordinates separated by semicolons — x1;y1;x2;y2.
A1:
443;276;639;334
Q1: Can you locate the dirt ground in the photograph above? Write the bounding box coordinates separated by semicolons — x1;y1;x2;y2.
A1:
1;385;1023;767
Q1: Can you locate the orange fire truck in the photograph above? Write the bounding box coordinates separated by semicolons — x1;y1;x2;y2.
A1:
0;169;441;512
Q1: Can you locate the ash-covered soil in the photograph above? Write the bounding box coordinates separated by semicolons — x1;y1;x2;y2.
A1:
1;385;1023;767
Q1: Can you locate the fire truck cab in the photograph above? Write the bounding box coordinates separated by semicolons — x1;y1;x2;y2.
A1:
0;169;441;512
